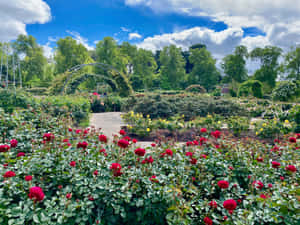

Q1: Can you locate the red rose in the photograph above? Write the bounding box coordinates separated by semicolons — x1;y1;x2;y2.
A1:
68;128;73;132
119;129;126;136
199;137;207;145
193;140;199;145
296;133;300;139
209;200;217;208
285;165;297;172
25;175;33;181
76;129;81;134
0;144;10;152
118;139;130;148
88;196;95;201
274;139;280;143
204;217;213;225
77;141;88;149
70;161;76;167
192;177;196;181
28;186;45;202
66;193;72;199
99;135;108;143
58;185;63;189
211;130;221;139
132;139;137;143
190;158;197;165
201;154;207;159
186;141;193;146
272;161;281;168
93;170;98;176
218;180;229;189
92;92;99;96
223;216;228;220
260;194;268;199
134;148;146;157
151;143;156;147
252;180;264;189
185;152;193;157
145;156;154;164
63;139;69;143
10;139;18;148
84;129;89;134
200;128;207;133
289;137;297;143
223;199;237;211
268;183;273;188
110;163;122;170
149;175;158;183
280;176;284;181
3;171;16;178
228;166;234;170
165;149;173;156
256;157;264;162
17;152;25;157
43;133;55;142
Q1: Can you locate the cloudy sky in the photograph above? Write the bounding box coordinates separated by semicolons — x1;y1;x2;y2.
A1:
1;0;300;63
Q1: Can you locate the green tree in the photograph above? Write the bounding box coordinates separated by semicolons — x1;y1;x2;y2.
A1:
54;37;90;74
188;47;221;91
250;46;282;89
159;45;186;89
14;35;47;85
222;45;248;83
95;37;128;74
284;47;300;81
131;49;157;90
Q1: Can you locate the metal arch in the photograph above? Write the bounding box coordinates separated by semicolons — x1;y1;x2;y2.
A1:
61;62;122;94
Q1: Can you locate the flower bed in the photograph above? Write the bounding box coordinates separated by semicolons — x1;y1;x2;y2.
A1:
0;118;299;224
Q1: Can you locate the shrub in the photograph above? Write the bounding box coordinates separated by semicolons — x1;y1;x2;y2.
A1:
0;89;33;113
272;81;298;101
90;94;125;113
26;87;48;96
238;80;263;98
185;85;206;93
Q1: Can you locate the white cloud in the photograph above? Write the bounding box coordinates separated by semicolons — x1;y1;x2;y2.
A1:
121;27;130;32
129;32;142;40
66;30;93;50
0;0;51;42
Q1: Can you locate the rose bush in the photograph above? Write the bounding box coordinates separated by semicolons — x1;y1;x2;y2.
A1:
0;109;299;224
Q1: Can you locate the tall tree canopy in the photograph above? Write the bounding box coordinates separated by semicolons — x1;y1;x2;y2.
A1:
159;45;186;89
284;47;300;81
250;46;282;89
54;37;90;74
188;47;220;91
222;45;248;83
14;35;47;84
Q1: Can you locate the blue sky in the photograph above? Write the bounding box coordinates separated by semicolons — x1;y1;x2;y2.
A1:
0;0;299;61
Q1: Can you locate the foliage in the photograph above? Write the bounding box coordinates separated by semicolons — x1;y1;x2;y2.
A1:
188;47;220;91
272;81;298;102
0;109;299;224
159;45;186;90
222;45;248;83
90;94;125;113
238;80;263;98
26;87;48;96
36;95;90;125
284;46;300;81
0;89;32;113
227;116;250;136
250;46;282;89
185;85;206;93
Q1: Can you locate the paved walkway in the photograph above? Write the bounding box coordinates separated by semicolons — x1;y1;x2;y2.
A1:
90;112;154;148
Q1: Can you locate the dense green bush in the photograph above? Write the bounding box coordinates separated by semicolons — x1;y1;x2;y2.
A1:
185;85;206;93
0;89;33;113
26;87;48;96
238;80;263;98
272;81;298;101
36;95;90;125
123;94;248;120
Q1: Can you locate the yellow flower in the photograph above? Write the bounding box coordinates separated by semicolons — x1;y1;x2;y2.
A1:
207;115;212;118
260;128;263;132
262;123;267;127
182;114;185;118
217;121;221;124
256;132;259;135
285;120;289;124
147;128;150;132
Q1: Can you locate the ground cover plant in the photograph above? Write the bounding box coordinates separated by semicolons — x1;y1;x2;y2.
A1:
0;108;299;225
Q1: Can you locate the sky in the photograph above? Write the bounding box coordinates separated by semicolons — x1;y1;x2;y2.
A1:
1;0;300;69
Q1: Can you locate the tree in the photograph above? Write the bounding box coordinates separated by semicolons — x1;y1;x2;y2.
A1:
222;45;248;83
131;49;157;90
14;35;47;84
95;37;128;74
54;37;90;74
250;46;282;89
188;47;221;91
284;47;300;81
159;45;186;89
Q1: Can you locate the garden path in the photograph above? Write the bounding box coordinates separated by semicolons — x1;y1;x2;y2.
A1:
90;112;154;148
